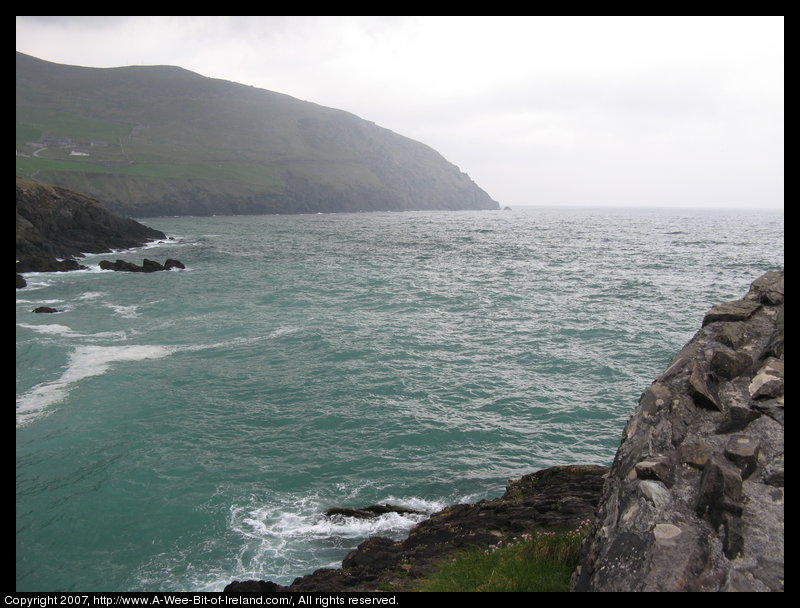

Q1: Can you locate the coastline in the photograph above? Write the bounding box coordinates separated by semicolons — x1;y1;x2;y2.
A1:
226;269;784;593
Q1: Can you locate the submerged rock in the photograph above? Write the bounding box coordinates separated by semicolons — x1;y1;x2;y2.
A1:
572;269;784;592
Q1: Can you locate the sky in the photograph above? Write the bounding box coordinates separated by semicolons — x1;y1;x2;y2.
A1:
16;16;784;209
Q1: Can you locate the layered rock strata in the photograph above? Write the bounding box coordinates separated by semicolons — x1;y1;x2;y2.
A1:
225;464;608;592
571;269;784;592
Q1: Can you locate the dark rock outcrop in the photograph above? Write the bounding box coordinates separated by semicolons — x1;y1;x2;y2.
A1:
225;464;607;592
16;177;166;275
324;504;426;520
98;258;184;273
32;306;60;313
571;269;784;592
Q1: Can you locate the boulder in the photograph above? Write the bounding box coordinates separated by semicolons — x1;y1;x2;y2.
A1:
32;306;60;313
164;258;186;270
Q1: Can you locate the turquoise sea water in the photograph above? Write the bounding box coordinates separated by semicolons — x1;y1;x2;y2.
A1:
16;206;783;592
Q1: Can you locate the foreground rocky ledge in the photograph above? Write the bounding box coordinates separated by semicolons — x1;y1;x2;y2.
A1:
572;269;784;591
225;465;608;592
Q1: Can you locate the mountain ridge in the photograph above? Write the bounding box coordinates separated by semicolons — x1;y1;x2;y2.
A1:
16;52;500;216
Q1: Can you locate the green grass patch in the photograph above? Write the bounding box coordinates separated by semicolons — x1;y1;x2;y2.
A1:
418;525;588;592
16;107;134;143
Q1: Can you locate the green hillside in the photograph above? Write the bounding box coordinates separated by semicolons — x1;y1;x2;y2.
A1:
16;52;499;216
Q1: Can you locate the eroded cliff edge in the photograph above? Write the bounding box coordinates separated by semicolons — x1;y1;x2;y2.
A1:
571;269;784;591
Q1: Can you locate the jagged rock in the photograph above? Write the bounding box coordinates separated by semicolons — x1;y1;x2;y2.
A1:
99;258;185;273
164;258;186;270
142;259;166;272
99;260;141;272
572;269;784;592
341;537;404;571
16;274;26;288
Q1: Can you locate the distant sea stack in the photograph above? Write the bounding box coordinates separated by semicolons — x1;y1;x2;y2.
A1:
15;52;500;217
572;269;784;592
15;177;166;276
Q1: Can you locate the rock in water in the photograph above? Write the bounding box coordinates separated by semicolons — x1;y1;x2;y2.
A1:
571;269;784;592
32;306;60;313
98;259;184;273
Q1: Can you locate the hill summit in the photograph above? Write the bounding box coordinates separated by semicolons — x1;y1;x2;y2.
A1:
16;52;499;216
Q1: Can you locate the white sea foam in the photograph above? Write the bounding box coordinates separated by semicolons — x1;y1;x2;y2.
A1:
233;496;440;545
78;291;106;300
15;298;62;305
16;344;172;427
17;323;128;341
226;492;442;584
106;304;141;318
15;330;295;427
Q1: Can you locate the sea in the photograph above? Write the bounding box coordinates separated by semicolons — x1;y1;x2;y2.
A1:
16;205;784;592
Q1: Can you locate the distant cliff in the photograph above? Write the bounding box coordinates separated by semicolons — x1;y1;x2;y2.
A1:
572;269;784;592
16;52;499;216
15;177;166;276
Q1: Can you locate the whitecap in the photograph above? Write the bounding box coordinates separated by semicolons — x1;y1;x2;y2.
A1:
78;292;106;300
16;344;172;427
106;304;141;318
16;323;128;341
230;493;437;547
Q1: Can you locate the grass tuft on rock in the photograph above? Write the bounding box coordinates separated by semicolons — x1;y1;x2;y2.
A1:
418;523;589;592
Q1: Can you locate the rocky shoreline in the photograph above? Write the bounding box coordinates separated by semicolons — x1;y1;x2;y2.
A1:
226;269;784;593
225;465;608;592
15;177;167;285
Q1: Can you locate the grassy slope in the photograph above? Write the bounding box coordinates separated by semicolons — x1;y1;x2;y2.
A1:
414;527;587;592
16;53;496;215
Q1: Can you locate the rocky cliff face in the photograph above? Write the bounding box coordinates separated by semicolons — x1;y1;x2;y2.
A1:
15;177;166;275
571;270;784;592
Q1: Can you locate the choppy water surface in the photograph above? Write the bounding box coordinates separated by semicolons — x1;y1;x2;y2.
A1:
16;206;783;591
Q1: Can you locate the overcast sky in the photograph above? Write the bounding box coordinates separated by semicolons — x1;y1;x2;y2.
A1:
16;16;784;209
